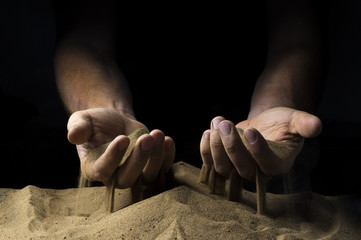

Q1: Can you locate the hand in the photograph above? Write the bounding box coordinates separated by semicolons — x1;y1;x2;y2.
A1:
67;108;175;188
200;107;322;180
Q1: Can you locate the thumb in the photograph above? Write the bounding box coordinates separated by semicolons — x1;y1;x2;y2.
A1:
291;111;322;138
67;110;93;145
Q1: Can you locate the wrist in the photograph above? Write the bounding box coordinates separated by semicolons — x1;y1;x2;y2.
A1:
92;100;136;120
248;104;287;119
248;90;296;119
115;107;136;120
248;106;269;119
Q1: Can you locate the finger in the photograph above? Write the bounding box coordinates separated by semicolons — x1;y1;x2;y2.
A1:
84;135;130;182
67;110;93;145
243;128;289;176
162;136;175;172
218;121;255;180
142;130;165;183
211;116;225;130
115;134;155;188
200;130;212;170
210;117;232;177
290;111;322;138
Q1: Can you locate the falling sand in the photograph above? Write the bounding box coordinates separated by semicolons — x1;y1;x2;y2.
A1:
79;128;149;213
1;162;360;239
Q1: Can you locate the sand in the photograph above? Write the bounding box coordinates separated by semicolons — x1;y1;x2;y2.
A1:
1;162;360;240
81;128;149;213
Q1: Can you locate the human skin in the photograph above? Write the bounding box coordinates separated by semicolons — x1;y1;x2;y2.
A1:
55;0;325;187
200;0;326;180
200;108;322;180
54;0;175;188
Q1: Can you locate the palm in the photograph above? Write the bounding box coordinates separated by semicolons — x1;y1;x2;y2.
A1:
71;108;147;161
236;107;321;173
237;107;304;143
67;108;176;187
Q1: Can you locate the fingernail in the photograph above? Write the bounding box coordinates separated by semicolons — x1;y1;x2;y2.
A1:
203;131;210;139
141;137;153;151
212;118;221;130
164;138;173;150
219;122;231;136
244;129;257;144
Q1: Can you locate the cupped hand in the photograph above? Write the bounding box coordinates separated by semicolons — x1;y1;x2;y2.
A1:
200;107;322;180
67;108;175;188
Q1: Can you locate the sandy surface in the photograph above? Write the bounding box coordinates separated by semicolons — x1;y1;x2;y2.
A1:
1;162;360;240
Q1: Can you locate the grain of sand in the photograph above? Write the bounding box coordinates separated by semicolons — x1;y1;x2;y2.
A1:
0;162;360;239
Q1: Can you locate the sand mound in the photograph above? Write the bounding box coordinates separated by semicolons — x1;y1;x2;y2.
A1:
0;162;360;239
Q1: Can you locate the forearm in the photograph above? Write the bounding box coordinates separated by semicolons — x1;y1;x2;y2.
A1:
55;40;135;117
249;49;325;117
249;0;327;118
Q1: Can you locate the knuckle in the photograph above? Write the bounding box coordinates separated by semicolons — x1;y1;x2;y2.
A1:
200;148;212;160
210;141;224;151
223;143;238;155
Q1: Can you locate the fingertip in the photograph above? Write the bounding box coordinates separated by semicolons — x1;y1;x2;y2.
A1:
244;128;257;145
203;130;210;139
115;135;130;152
140;134;155;151
218;120;234;136
295;113;323;138
200;130;210;147
67;111;92;144
200;130;212;169
163;136;175;172
211;116;225;130
67;124;91;145
67;126;77;143
150;129;165;145
115;134;156;188
308;115;323;137
164;136;175;150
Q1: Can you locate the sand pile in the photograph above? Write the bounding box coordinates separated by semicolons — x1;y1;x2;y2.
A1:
0;162;360;239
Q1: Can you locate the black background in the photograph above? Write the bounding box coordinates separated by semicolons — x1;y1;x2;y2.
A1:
0;0;360;196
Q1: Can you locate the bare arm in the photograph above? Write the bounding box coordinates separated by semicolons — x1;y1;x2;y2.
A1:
54;0;134;117
200;1;325;180
249;0;327;118
54;1;175;188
